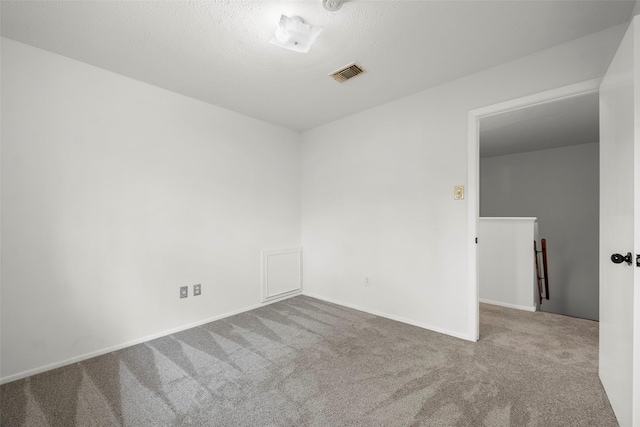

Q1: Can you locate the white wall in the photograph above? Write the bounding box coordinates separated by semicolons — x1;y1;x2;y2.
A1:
300;24;625;338
1;39;301;381
479;218;538;312
480;143;599;320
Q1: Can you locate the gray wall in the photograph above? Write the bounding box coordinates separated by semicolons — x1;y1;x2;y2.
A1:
480;142;599;320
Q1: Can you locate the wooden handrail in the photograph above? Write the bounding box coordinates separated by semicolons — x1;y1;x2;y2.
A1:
534;239;550;304
534;240;543;304
541;239;549;300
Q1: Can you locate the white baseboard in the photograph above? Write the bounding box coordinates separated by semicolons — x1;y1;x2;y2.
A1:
0;295;298;385
479;299;537;312
303;292;475;342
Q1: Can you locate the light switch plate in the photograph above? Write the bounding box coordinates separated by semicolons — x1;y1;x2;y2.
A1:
180;286;188;298
454;185;464;200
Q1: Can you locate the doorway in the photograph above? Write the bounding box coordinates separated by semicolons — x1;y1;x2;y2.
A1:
479;92;599;321
467;79;602;339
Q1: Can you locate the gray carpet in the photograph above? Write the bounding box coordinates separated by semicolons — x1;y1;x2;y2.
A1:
0;296;617;426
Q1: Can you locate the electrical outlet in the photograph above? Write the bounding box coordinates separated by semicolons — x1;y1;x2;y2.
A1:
364;277;371;287
180;286;188;298
194;284;201;296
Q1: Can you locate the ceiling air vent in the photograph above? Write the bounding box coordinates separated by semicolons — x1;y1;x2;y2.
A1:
329;62;367;83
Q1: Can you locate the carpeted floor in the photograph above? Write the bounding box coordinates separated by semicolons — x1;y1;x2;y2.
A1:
0;296;617;426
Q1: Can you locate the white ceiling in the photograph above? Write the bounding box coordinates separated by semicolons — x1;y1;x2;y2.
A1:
480;92;600;158
1;0;635;132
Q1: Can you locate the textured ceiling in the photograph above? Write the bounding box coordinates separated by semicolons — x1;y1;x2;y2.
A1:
1;0;636;132
479;93;600;158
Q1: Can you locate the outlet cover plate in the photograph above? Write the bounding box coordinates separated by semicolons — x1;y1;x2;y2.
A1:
180;286;188;298
194;284;201;296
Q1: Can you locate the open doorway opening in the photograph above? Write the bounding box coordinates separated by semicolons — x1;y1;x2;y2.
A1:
479;92;600;321
468;80;602;338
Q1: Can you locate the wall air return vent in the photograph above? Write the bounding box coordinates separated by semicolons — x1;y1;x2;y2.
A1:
329;62;367;83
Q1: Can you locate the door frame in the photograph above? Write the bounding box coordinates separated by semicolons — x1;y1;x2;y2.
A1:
466;78;602;341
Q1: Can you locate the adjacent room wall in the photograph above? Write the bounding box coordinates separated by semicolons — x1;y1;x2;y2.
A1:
478;218;539;312
300;24;624;337
480;143;599;320
1;39;301;381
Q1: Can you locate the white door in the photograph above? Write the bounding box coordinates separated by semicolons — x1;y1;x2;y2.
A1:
599;16;639;427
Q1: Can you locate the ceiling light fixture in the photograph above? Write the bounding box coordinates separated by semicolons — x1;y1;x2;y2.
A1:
270;15;324;53
322;0;344;12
